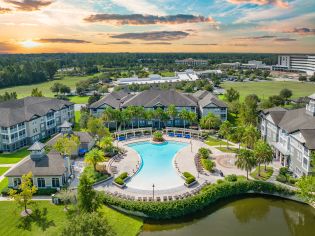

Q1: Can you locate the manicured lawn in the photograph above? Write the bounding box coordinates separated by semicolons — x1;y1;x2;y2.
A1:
250;166;273;181
0;201;143;236
222;81;315;101
0;148;30;164
0;74;101;98
205;136;226;146
99;205;143;236
217;147;239;153
160;71;175;77
0;167;10;176
0;201;68;236
0;177;8;191
68;96;89;104
74;111;81;131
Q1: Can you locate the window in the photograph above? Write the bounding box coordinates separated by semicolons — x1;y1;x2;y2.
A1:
52;178;60;188
13;178;21;187
37;178;45;188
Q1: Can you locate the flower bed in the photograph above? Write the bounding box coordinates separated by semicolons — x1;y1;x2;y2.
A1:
152;131;165;143
101;180;294;220
182;172;197;187
114;172;129;188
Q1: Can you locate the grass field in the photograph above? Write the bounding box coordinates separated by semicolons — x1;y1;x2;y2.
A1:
0;177;8;191
0;167;9;176
0;201;143;236
221;81;315;101
0;74;100;98
217;147;239;153
0;148;30;164
250;166;273;181
68;96;89;104
205;136;226;146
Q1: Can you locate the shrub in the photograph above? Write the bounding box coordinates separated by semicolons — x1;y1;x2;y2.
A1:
225;174;237;182
198;147;210;159
117;172;128;180
276;174;287;183
289;177;297;185
83;165;109;184
101;180;294;220
183;172;196;184
35;188;58;196
201;159;216;172
217;179;224;184
279;167;289;176
153;131;164;142
114;178;124;185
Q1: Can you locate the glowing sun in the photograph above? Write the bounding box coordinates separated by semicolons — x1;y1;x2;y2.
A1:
20;40;40;48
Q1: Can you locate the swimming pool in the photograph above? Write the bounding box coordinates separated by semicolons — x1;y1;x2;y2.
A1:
126;141;188;190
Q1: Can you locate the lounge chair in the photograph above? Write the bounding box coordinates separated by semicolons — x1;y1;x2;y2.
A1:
149;197;153;201
137;197;142;201
174;195;179;200
168;196;173;200
143;197;147;202
176;133;182;138
163;196;168;201
185;134;191;139
156;197;161;201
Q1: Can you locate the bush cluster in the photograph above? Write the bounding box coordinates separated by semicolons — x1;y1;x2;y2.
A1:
201;159;216;172
101;180;293;219
152;131;164;142
183;172;196;184
225;174;238;182
114;172;128;185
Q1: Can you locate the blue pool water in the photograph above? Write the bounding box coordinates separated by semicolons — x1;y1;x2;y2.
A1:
127;141;188;190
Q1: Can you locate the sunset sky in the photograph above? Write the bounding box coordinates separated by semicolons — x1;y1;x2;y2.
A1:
0;0;314;53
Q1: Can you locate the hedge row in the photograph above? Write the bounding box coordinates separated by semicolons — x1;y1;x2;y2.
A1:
101;180;294;219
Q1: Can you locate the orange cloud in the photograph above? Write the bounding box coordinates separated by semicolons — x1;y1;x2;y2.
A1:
227;0;289;8
5;0;53;11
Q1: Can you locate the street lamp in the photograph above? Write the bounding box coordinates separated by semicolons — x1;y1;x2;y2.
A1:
152;184;155;200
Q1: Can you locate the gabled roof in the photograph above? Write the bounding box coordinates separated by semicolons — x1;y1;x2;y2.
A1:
308;93;315;100
89;91;129;109
300;129;315;149
0;97;73;127
46;132;94;147
28;141;45;151
121;89;197;108
278;108;315;133
195;91;227;108
5;150;65;177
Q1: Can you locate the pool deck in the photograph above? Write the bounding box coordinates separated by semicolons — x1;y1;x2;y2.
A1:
94;136;247;200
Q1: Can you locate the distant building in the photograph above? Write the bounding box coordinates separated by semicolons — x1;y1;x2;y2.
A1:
260;93;315;177
115;70;199;86
220;61;271;70
0;97;74;152
89;89;227;128
5;141;72;189
175;58;208;66
272;55;315;76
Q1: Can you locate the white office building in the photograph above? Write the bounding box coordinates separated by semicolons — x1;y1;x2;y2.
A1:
273;55;315;76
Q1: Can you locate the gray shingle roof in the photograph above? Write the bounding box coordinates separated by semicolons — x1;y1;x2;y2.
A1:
28;141;45;151
121;89;197;108
5;151;66;177
197;91;227;108
300;129;315;149
278;108;315;133
89;91;129;109
0;97;73;127
46;132;94;147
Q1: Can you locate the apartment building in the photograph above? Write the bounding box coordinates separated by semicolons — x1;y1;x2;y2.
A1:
89;89;227;128
273;55;315;76
175;58;208;66
0;97;74;152
260;93;315;177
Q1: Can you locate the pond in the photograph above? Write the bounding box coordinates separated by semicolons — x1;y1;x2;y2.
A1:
141;196;315;236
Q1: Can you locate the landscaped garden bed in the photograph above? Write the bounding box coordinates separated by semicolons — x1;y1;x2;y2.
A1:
152;131;165;143
276;167;298;186
182;172;197;187
250;166;273;181
114;172;129;188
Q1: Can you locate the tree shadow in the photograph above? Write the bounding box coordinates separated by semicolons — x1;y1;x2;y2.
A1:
17;207;55;232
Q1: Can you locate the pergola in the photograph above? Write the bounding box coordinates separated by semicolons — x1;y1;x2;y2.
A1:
113;128;153;141
165;127;201;139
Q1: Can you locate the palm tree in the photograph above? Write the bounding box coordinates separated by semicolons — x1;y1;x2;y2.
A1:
234;126;245;150
98;135;113;151
135;106;145;128
242;124;259;149
145;109;155;128
254;140;273;175
121;109;131;130
155;107;165;129
84;148;106;171
126;106;137;130
235;149;256;180
200;113;221;130
179;109;189;129
219;120;232;148
101;109;111;129
167;104;178;127
188;112;197;128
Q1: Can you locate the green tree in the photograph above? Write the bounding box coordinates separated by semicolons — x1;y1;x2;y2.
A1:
235;149;256;180
31;88;43;97
78;173;101;212
98;135;113;151
200;113;221;130
61;212;114;236
225;87;240;102
53;134;80;157
87;117;110;139
56;189;77;211
279;88;293;101
85;148;106;171
242;125;259;149
155;107;165;129
296;176;315;203
9;172;37;215
167;104;178;127
179;109;190;129
79;110;90;129
254;140;273;176
219;120;232;148
50;82;62;95
188;112;197;127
